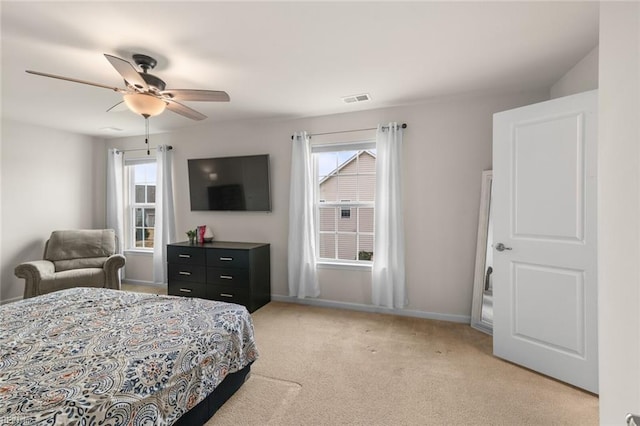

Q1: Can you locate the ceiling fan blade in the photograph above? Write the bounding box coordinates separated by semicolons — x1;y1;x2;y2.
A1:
166;100;207;120
161;89;230;102
104;54;148;91
26;70;124;92
106;100;129;113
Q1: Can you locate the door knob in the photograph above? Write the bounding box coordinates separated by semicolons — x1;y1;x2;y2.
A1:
495;243;512;252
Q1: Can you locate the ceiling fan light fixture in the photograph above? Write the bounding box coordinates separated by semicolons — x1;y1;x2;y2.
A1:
123;93;166;117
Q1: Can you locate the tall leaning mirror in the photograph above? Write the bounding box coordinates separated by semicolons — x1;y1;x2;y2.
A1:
471;170;493;335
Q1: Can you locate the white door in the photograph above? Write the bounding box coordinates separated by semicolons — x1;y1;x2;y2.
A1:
492;90;598;393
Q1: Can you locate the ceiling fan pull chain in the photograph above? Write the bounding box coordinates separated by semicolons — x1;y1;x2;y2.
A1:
145;117;150;156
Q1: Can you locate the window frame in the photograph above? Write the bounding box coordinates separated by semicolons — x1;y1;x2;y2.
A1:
124;158;157;252
312;140;376;267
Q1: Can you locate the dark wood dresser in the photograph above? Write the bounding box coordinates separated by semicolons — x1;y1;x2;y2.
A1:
167;241;270;313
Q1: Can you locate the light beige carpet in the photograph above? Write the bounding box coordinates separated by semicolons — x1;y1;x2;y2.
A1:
121;285;597;425
210;302;598;426
212;373;302;425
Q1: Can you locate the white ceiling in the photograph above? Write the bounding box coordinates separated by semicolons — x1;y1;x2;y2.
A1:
1;1;599;138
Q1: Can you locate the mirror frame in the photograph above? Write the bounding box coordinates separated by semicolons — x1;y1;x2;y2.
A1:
471;170;493;335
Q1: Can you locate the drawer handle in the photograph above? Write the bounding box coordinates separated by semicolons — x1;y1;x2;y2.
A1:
178;271;192;276
220;293;234;298
220;257;233;261
179;288;192;293
178;254;192;258
220;275;233;280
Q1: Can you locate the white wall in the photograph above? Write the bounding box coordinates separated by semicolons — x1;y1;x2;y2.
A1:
0;119;105;302
550;46;599;99
106;87;548;321
598;3;640;424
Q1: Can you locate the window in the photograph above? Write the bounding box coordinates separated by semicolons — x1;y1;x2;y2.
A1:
125;160;157;250
314;142;376;264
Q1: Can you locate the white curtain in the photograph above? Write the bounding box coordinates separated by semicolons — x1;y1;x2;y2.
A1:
372;122;406;308
288;132;320;298
153;145;177;284
106;148;125;266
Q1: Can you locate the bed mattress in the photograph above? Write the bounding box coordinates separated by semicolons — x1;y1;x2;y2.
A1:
0;287;258;425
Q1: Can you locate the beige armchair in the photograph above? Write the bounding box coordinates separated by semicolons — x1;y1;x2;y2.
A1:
15;229;126;299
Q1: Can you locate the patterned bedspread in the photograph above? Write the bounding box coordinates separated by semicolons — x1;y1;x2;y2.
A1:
0;288;258;425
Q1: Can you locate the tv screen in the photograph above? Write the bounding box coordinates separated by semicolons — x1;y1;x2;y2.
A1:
188;154;271;211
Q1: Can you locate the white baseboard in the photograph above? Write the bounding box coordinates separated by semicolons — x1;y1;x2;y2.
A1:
270;294;471;324
121;279;166;288
1;288;469;324
1;295;23;305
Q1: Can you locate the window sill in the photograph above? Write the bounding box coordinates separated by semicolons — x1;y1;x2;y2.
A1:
317;261;372;271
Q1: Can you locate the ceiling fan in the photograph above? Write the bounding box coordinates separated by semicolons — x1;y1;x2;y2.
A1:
26;53;230;121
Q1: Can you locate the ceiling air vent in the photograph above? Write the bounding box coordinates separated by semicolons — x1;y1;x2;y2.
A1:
341;93;371;104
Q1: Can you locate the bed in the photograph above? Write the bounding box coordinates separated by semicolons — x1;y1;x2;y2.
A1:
0;287;258;425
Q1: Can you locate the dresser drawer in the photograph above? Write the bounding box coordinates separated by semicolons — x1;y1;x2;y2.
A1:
207;267;249;287
168;264;206;283
168;281;208;299
168;245;206;265
208;285;249;306
206;249;249;269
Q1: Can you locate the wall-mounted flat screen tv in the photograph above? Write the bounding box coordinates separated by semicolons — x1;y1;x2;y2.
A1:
188;154;271;212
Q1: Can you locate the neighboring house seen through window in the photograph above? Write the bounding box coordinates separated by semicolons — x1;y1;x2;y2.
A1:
126;160;157;250
314;143;376;264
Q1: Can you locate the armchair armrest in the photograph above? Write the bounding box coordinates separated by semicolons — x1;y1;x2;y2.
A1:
15;260;55;299
103;254;126;290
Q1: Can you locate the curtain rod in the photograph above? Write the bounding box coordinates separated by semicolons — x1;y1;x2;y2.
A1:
115;145;173;154
291;123;407;140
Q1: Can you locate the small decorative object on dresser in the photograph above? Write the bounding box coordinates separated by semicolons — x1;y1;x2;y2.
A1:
167;241;270;312
203;226;214;242
186;229;197;245
195;225;215;243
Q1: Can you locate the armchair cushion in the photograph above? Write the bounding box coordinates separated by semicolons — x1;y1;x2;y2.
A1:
54;257;109;272
46;268;106;293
